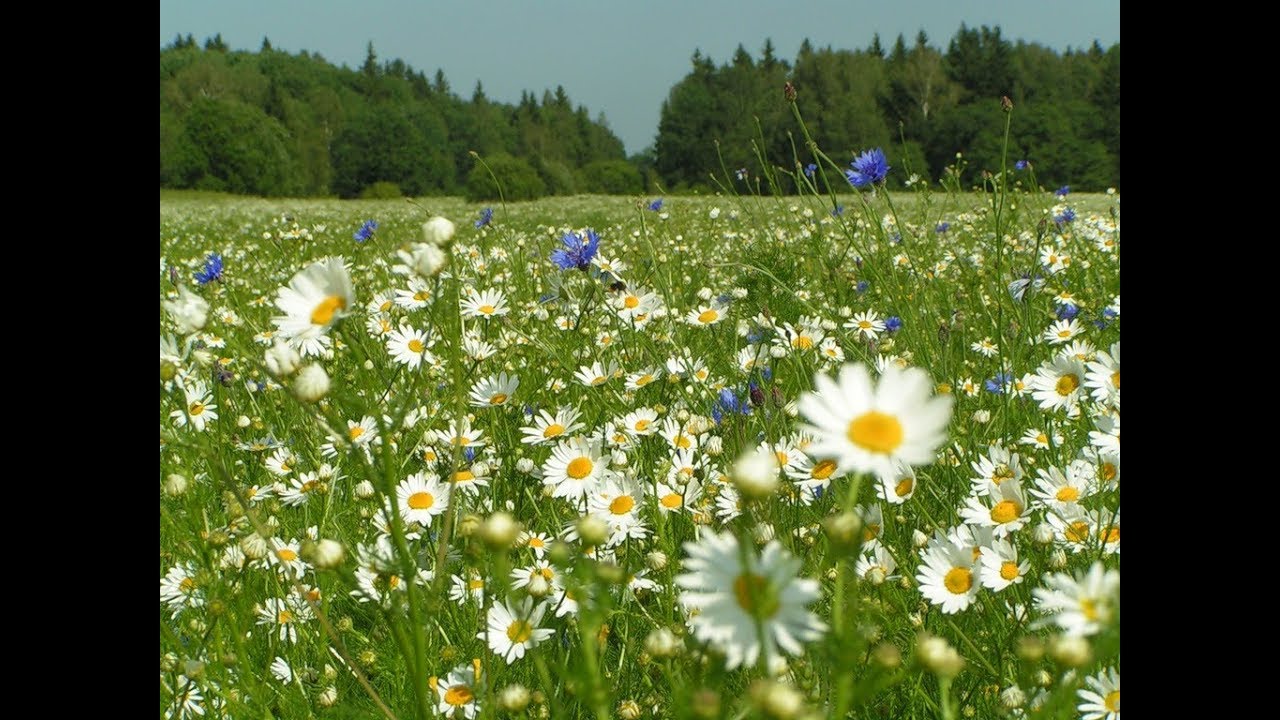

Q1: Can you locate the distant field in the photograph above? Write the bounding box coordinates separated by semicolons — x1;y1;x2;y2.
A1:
161;183;1119;719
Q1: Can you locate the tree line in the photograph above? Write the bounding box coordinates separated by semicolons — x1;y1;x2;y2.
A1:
160;25;1119;198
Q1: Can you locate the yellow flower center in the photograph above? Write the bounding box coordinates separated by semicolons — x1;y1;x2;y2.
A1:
567;457;594;480
1105;690;1120;712
660;493;683;508
1111;371;1120;389
775;451;789;466
858;320;872;329
795;336;814;350
543;423;565;438
990;500;1021;524
413;290;430;302
529;537;544;548
1080;598;1100;621
445;685;474;706
697;309;718;324
624;295;640;309
348;426;365;441
489;393;508;405
999;561;1020;581
408;491;434;510
507;620;533;643
277;610;294;624
675;435;692;449
1055;373;1080;396
634;419;651;432
812;460;837;480
310;295;346;325
636;374;654;386
1102;526;1120;544
478;304;495;315
1057;329;1072;338
894;477;914;497
189;402;205;416
610;495;635;514
454;470;475;483
379;300;393;312
846;411;904;454
591;376;606;386
943;567;973;594
1101;462;1117;482
276;549;298;562
179;577;197;593
733;573;779;618
863;523;881;542
1065;521;1091;543
468;578;483;590
1056;486;1080;502
408;339;425;353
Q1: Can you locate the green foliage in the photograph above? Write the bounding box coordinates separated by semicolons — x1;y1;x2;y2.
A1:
580;160;644;194
359;181;403;199
466;154;546;201
180;96;303;196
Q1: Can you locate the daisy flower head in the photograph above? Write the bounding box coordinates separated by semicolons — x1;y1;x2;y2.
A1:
959;477;1030;537
1086;342;1120;408
542;436;614;501
433;662;484;719
675;530;826;673
1033;561;1120;637
1077;667;1120;720
396;472;450;528
916;535;981;614
469;373;519;408
978;538;1030;592
686;302;728;327
460;288;509;319
844;311;885;339
386;324;435;368
1043;318;1083;345
272;257;354;348
799;363;953;477
481;596;554;664
171;379;218;432
520;406;583;445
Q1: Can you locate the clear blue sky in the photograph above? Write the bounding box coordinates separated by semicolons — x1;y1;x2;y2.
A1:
160;0;1120;155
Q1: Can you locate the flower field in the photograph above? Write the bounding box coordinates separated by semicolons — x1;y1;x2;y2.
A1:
160;169;1119;718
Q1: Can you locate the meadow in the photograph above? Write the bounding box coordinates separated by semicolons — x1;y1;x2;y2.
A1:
160;165;1119;718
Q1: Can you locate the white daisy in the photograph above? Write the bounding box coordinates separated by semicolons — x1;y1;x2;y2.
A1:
916;535;981;614
1032;561;1120;637
469;373;519;408
1076;667;1120;720
396;472;450;528
481;596;554;664
271;256;353;349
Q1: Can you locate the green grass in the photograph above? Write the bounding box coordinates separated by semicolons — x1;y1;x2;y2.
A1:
161;173;1119;719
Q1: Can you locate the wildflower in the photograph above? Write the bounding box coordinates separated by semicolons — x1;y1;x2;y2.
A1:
550;228;601;271
271;257;353;352
1055;185;1070;197
422;216;456;246
676;530;826;672
884;316;902;333
803;163;817;178
1015;159;1029;170
916;535;980;614
1077;667;1121;720
475;207;494;228
936;222;950;234
353;219;378;243
648;198;664;211
164;285;210;334
1033;561;1120;637
482;596;553;664
845;148;889;188
193;253;223;284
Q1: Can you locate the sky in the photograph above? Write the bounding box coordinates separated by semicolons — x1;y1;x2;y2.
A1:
160;0;1120;156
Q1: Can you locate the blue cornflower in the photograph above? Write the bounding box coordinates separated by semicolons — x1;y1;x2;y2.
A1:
855;280;870;294
647;198;663;211
761;366;773;382
831;205;845;217
890;233;902;245
464;447;477;463
475;207;493;228
550;229;601;271
1014;159;1028;170
1057;304;1079;321
885;316;903;333
1055;185;1070;197
985;371;1013;394
353;219;378;243
804;163;817;178
1102;307;1119;320
1054;208;1077;225
935;222;950;234
845;148;889;188
193;253;223;285
713;388;750;425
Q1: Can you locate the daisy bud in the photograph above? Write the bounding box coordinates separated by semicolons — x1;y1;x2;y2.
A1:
866;566;887;586
611;450;629;468
526;573;552;598
163;473;188;497
822;512;862;552
1049;548;1068;569
363;359;374;370
751;680;806;719
240;532;268;560
646;550;668;571
183;659;205;680
732;447;780;499
499;684;531;712
354;480;376;499
548;541;573;567
912;529;930;548
783;401;799;418
317;686;338;708
1000;685;1026;710
337;617;354;632
576;516;609;547
192;348;215;367
516;457;536;474
697;287;713;301
422;216;457;247
872;643;901;668
644;627;681;658
1034;669;1053;687
358;650;377;667
972;410;990;424
618;699;642;719
704;436;724;456
481;511;521;550
1032;523;1055;545
769;345;788;359
322;664;337;682
1048;635;1092;668
470;461;491;478
411;242;448;278
916;635;965;678
457;513;483;538
302;539;344;570
676;409;690;422
293;364;331;403
264;341;301;379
